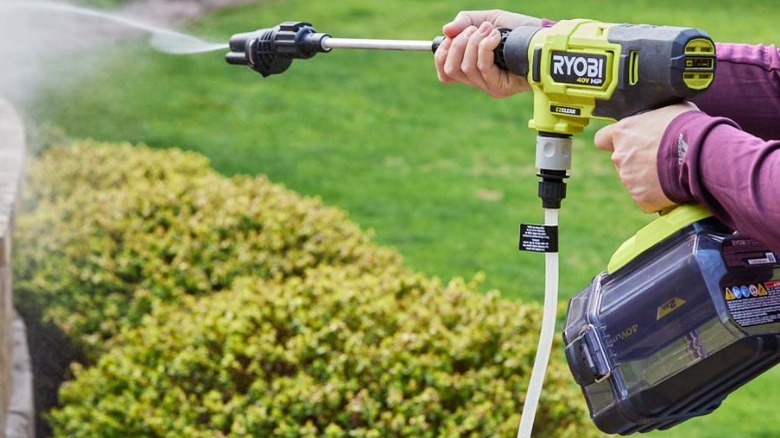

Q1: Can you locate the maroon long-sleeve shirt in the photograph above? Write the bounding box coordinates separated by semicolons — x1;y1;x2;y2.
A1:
659;43;780;252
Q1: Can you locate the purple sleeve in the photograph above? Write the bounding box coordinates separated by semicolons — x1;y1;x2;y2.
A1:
691;43;780;140
658;111;780;253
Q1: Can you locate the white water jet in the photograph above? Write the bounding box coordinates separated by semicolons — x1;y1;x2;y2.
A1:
1;0;227;54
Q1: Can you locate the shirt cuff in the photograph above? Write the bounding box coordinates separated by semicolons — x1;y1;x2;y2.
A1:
657;111;740;205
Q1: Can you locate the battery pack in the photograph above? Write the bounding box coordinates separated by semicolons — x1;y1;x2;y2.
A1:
563;205;780;435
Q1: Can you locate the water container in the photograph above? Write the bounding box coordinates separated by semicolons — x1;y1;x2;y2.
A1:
563;205;780;434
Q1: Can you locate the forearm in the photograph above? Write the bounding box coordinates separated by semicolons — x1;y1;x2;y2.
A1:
691;42;780;140
658;111;780;252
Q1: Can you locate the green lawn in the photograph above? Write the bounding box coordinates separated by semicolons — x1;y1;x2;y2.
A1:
29;0;780;436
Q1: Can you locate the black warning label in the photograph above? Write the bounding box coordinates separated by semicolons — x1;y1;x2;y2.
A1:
550;51;607;87
550;105;582;116
722;236;778;268
519;224;558;253
685;57;715;70
725;280;780;327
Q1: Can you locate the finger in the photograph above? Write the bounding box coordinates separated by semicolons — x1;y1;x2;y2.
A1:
443;11;492;37
461;24;492;89
444;10;543;37
476;28;503;93
443;26;477;83
434;37;454;83
593;124;616;152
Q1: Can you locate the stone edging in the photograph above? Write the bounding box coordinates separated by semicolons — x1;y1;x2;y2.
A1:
0;98;33;438
7;311;33;438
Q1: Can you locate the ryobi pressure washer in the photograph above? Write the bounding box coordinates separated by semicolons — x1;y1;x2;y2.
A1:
225;19;780;436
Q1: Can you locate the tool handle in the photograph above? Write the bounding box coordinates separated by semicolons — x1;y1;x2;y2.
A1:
226;22;537;77
430;28;517;72
433;27;546;76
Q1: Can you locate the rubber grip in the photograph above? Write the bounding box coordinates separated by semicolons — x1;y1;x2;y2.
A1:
493;28;512;71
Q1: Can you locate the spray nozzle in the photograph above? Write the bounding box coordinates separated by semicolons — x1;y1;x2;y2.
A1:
226;21;330;77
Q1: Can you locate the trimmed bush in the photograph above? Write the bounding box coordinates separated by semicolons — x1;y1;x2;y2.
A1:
14;141;399;354
21;140;213;204
16;142;598;437
51;267;596;438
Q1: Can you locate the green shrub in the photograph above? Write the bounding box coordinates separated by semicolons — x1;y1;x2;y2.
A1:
21;140;213;204
17;142;598;437
14;141;399;354
50;267;597;438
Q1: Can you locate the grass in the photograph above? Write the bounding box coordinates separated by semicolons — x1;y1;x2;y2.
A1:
28;0;780;436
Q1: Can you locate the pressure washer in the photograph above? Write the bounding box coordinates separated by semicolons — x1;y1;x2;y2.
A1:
225;19;780;436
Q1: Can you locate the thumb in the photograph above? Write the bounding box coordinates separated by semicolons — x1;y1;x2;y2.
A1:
594;124;616;152
443;11;484;37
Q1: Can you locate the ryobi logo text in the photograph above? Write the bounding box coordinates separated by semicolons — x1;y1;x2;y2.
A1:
550;52;607;87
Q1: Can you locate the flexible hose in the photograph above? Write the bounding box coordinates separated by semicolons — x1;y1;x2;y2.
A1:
516;208;559;438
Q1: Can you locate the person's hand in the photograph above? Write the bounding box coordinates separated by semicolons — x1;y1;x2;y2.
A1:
594;102;698;213
434;10;541;97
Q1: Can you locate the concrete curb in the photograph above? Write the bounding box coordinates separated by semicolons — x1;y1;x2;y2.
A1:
6;311;34;438
0;98;34;438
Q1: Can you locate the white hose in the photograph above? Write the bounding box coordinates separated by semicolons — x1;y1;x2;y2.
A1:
516;208;559;438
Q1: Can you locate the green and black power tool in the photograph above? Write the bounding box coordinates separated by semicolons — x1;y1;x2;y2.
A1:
499;21;780;435
225;19;780;435
224;19;716;213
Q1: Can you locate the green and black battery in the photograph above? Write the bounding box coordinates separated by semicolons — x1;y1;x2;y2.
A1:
563;205;780;435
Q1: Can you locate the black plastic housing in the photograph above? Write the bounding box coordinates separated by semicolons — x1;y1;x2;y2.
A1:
225;21;330;77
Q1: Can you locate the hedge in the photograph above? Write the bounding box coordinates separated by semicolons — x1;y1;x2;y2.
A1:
14;141;399;355
15;142;598;437
51;267;595;437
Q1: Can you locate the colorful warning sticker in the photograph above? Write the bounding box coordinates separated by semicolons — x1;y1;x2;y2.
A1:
725;280;780;327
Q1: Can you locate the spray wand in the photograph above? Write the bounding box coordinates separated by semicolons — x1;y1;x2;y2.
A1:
225;21;440;76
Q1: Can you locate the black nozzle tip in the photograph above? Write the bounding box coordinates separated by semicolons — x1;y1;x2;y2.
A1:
229;31;253;52
225;52;248;65
226;31;256;66
225;22;329;77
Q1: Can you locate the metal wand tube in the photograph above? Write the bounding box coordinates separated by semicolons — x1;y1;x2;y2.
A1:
320;37;433;51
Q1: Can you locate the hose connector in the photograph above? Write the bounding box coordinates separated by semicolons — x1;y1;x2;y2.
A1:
536;133;572;209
